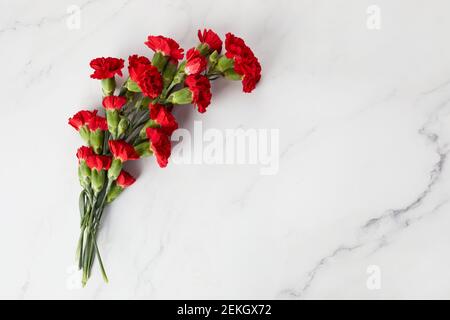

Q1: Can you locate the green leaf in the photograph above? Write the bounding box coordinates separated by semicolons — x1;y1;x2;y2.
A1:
79;190;86;219
76;228;84;269
126;79;141;93
94;239;109;283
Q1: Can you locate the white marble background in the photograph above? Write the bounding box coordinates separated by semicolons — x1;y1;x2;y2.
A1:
1;0;450;299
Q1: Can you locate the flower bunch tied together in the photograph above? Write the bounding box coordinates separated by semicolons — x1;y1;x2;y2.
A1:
69;29;261;286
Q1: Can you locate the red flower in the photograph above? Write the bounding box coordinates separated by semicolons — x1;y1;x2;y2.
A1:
128;55;163;98
185;74;212;113
116;170;136;188
185;48;207;75
224;33;255;61
76;146;94;163
138;65;163;98
128;55;151;81
89;57;124;80
86;155;112;171
87;115;108;131
102;95;127;110
234;56;261;93
68;110;98;131
145;35;184;61
198;29;222;53
146;127;171;168
149;103;178;136
224;33;261;93
108;140;140;162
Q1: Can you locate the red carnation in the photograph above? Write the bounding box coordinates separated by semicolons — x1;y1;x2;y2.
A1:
185;48;207;75
128;55;151;81
198;29;222;53
185;74;212;113
87;115;108;131
146;127;171;168
89;57;124;80
86;155;112;171
68;110;98;131
137;65;163;98
149;103;178;136
76;146;94;163
102;95;127;110
116;170;136;188
224;33;255;61
145;35;184;61
128;55;163;98
224;33;261;93
108;140;140;162
234;56;261;93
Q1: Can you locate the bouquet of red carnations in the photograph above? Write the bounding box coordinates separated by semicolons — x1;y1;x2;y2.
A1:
68;29;261;286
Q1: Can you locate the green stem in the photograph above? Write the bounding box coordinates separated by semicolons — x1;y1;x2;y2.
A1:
125;109;149;144
162;83;177;100
94;180;113;228
75;225;85;269
81;191;100;286
94;238;108;283
83;179;113;283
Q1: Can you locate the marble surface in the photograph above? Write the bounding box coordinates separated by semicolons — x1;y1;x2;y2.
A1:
1;0;450;299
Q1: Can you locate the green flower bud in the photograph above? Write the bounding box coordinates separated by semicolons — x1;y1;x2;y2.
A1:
89;129;104;154
152;51;168;72
106;110;119;138
209;50;219;65
224;69;243;81
141;96;151;109
79;161;91;178
101;77;116;96
167;87;192;105
163;61;178;88
134;141;153;157
217;56;234;73
106;183;123;203
108;158;122;180
170;62;186;86
91;169;106;194
139;119;158;139
177;61;186;73
79;126;90;145
196;43;210;56
78;165;90;189
126;79;141;93
117;117;130;137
